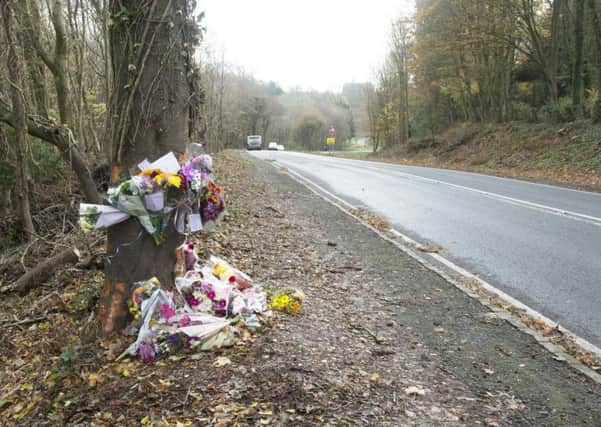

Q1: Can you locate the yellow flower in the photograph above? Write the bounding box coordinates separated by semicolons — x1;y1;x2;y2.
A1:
167;174;181;188
271;294;291;311
153;173;166;185
288;300;302;315
213;263;227;278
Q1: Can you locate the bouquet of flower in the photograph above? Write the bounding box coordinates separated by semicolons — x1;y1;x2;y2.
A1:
128;277;162;321
79;148;226;244
270;288;305;315
200;181;225;223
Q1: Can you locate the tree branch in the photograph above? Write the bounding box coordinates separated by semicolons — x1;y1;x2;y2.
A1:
0;100;102;203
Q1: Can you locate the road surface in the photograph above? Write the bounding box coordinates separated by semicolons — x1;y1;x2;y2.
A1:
250;150;601;348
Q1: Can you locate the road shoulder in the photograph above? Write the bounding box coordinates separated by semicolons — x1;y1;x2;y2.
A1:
243;151;601;425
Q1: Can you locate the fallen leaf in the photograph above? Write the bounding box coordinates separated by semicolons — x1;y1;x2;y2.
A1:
404;386;426;396
213;356;232;368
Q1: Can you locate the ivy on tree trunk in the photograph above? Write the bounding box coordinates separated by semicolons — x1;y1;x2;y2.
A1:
99;0;198;335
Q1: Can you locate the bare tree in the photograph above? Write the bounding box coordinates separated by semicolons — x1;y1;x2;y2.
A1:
2;0;35;241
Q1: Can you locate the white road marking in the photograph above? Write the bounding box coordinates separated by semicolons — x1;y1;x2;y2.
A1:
338;161;601;227
264;157;601;382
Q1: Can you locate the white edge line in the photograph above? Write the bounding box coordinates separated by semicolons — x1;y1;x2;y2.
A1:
265;158;601;385
347;162;601;227
308;151;601;198
281;151;601;226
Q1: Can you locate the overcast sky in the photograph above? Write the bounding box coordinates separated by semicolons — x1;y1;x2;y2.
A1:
197;1;414;93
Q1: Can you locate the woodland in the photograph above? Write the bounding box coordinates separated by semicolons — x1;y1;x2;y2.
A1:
2;0;601;330
368;0;601;151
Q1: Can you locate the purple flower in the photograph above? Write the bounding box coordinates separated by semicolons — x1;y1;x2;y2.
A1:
139;341;156;363
217;299;226;308
181;164;195;181
214;308;226;317
206;290;216;300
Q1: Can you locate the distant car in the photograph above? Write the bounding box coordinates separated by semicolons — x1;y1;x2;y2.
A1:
276;144;285;151
247;135;262;150
268;142;279;151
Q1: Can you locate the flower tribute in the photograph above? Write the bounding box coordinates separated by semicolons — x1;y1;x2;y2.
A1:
79;149;224;244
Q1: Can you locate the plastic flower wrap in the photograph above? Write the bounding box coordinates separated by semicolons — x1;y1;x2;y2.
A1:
270;288;305;315
79;149;225;245
128;277;161;321
122;255;274;363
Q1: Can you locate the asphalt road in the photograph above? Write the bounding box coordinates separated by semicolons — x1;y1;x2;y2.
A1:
250;150;601;347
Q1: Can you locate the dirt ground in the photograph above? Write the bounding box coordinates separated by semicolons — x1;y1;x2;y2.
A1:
1;151;601;426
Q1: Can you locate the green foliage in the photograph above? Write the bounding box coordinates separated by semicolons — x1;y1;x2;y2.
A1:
53;346;79;378
294;116;325;151
592;99;601;124
411;103;435;137
511;102;538;123
72;282;101;315
29;141;66;182
0;156;16;193
541;97;575;123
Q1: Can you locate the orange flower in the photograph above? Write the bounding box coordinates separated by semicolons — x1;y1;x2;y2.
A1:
211;196;220;204
214;186;222;195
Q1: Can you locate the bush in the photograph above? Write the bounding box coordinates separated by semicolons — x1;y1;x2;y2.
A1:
540;97;575;123
510;101;537;122
592;99;601;124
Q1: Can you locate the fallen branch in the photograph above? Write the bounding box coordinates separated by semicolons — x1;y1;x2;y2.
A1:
11;247;81;295
3;316;48;328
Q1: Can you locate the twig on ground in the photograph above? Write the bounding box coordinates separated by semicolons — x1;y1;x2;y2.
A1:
3;316;47;328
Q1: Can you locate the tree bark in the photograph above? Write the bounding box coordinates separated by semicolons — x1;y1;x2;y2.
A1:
2;1;35;241
22;0;49;118
99;0;194;335
572;0;585;115
50;0;72;126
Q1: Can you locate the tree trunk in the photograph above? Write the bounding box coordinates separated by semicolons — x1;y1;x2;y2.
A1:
2;1;35;241
23;0;49;118
99;0;194;335
50;0;72;126
588;0;601;122
572;0;585;116
548;0;562;104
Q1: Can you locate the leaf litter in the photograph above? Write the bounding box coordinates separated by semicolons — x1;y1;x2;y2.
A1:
0;151;535;425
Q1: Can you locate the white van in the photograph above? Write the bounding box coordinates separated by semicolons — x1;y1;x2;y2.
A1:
247;135;262;150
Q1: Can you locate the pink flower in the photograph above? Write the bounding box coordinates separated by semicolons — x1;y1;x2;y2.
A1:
178;314;191;327
207;290;216;300
217;299;226;308
184;294;199;307
159;303;176;321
